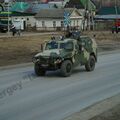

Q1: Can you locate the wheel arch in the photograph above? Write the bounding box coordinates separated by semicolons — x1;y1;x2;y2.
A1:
62;57;73;64
90;52;97;62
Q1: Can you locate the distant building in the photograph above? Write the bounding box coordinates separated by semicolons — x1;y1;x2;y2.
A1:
48;0;69;8
91;0;120;8
94;6;120;30
35;8;84;31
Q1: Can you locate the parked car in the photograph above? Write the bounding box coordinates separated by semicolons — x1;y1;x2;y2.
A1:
0;23;8;33
112;19;120;33
112;26;120;33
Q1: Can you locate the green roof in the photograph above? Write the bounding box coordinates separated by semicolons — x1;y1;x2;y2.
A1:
98;7;120;15
11;2;30;12
0;11;34;17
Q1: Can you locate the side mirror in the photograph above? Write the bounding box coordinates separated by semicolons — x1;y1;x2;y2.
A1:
79;45;84;52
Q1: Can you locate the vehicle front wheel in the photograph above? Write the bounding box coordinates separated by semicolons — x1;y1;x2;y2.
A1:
85;55;95;71
34;63;46;76
61;60;72;77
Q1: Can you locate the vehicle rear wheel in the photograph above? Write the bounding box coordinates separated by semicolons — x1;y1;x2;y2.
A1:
116;30;118;33
61;60;72;77
85;55;95;71
112;30;114;33
34;63;46;76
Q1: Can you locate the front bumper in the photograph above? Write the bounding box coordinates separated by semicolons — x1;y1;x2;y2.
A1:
32;57;62;70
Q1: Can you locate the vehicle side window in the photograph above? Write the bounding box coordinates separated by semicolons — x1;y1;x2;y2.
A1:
60;43;66;49
45;41;58;50
80;38;86;46
86;37;92;45
80;37;92;47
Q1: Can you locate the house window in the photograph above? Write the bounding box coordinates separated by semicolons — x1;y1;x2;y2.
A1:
77;20;79;26
61;21;64;27
42;21;45;27
74;20;75;26
53;21;56;28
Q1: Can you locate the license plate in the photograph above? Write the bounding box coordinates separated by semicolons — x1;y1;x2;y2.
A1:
41;64;48;67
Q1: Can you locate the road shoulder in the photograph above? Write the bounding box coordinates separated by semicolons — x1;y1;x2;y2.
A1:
64;93;120;120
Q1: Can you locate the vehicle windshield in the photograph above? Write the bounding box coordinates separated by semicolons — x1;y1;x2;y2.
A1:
45;41;58;50
60;42;73;51
45;41;74;51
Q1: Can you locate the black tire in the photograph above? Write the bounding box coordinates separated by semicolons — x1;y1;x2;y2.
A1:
116;30;118;34
61;60;72;77
85;55;95;71
112;30;114;34
34;63;46;76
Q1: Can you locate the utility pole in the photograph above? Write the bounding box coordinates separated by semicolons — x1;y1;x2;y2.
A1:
5;0;10;36
100;0;102;8
7;1;10;36
85;0;89;31
83;0;87;31
88;0;92;31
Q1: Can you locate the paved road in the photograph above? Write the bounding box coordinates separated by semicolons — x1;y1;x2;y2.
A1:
0;52;120;120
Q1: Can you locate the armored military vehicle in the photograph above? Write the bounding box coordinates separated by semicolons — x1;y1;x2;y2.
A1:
32;36;97;77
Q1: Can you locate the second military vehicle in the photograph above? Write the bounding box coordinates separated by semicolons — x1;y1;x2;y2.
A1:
32;36;97;77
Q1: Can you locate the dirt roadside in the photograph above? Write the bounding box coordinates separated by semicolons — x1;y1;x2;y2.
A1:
0;35;51;66
90;104;120;120
0;31;120;67
64;93;120;120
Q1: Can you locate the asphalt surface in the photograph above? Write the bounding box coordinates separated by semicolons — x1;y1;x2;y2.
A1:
0;52;120;120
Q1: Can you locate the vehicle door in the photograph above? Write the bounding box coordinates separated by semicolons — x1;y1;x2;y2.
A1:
76;40;90;65
73;43;82;66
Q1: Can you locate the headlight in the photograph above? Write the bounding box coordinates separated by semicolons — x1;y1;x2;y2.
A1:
54;58;62;64
32;57;39;63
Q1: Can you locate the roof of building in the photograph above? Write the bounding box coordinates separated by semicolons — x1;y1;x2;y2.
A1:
65;0;84;9
97;6;120;15
91;0;120;8
0;11;34;18
10;2;58;13
95;6;120;20
26;3;50;13
35;8;76;19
